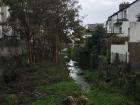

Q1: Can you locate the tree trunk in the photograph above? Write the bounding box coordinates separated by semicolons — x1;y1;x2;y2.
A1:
27;39;33;64
55;46;58;63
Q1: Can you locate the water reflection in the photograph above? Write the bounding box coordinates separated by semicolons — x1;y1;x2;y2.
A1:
66;60;90;92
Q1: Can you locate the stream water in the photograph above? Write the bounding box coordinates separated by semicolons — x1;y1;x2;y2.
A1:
66;60;90;92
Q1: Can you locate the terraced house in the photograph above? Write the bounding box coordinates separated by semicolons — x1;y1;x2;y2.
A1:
106;0;140;70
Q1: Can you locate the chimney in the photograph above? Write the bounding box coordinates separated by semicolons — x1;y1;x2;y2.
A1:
119;2;129;10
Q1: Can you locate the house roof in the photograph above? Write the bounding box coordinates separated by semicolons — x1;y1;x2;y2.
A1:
87;24;103;31
108;0;139;19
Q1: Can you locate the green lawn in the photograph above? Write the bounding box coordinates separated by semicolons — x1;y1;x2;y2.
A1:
85;87;134;105
32;81;81;105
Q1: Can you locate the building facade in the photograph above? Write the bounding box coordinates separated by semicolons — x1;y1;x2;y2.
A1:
107;0;140;36
106;0;140;64
0;3;16;40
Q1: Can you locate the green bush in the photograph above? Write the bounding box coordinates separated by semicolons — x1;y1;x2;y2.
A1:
83;70;97;83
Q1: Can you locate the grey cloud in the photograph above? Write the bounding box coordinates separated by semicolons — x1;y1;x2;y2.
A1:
79;0;135;24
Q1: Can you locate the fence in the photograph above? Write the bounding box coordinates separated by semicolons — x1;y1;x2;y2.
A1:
111;53;140;72
0;40;26;57
111;53;128;63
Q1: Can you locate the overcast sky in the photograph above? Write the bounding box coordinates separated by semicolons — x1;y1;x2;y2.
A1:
79;0;135;24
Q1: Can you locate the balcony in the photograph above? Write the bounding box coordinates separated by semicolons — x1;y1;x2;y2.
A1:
114;18;128;25
106;33;129;44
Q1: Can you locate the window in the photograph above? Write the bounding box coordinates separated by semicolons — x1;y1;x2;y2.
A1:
119;27;122;33
136;13;140;21
113;26;114;33
138;17;140;21
128;27;130;39
124;10;127;19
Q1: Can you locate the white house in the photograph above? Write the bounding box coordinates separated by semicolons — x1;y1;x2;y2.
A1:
87;24;103;32
106;0;140;63
0;5;3;38
129;22;140;42
107;0;140;36
111;42;129;63
0;3;15;40
1;5;10;22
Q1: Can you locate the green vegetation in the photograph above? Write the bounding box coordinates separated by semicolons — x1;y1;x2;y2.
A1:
1;0;136;105
31;65;136;105
82;69;136;105
38;81;81;96
0;94;19;105
33;81;81;105
86;87;133;105
0;61;70;105
26;61;68;86
4;0;84;64
83;70;97;83
0;2;139;103
66;47;79;60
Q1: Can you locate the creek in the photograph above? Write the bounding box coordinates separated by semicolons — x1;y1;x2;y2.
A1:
66;60;90;92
